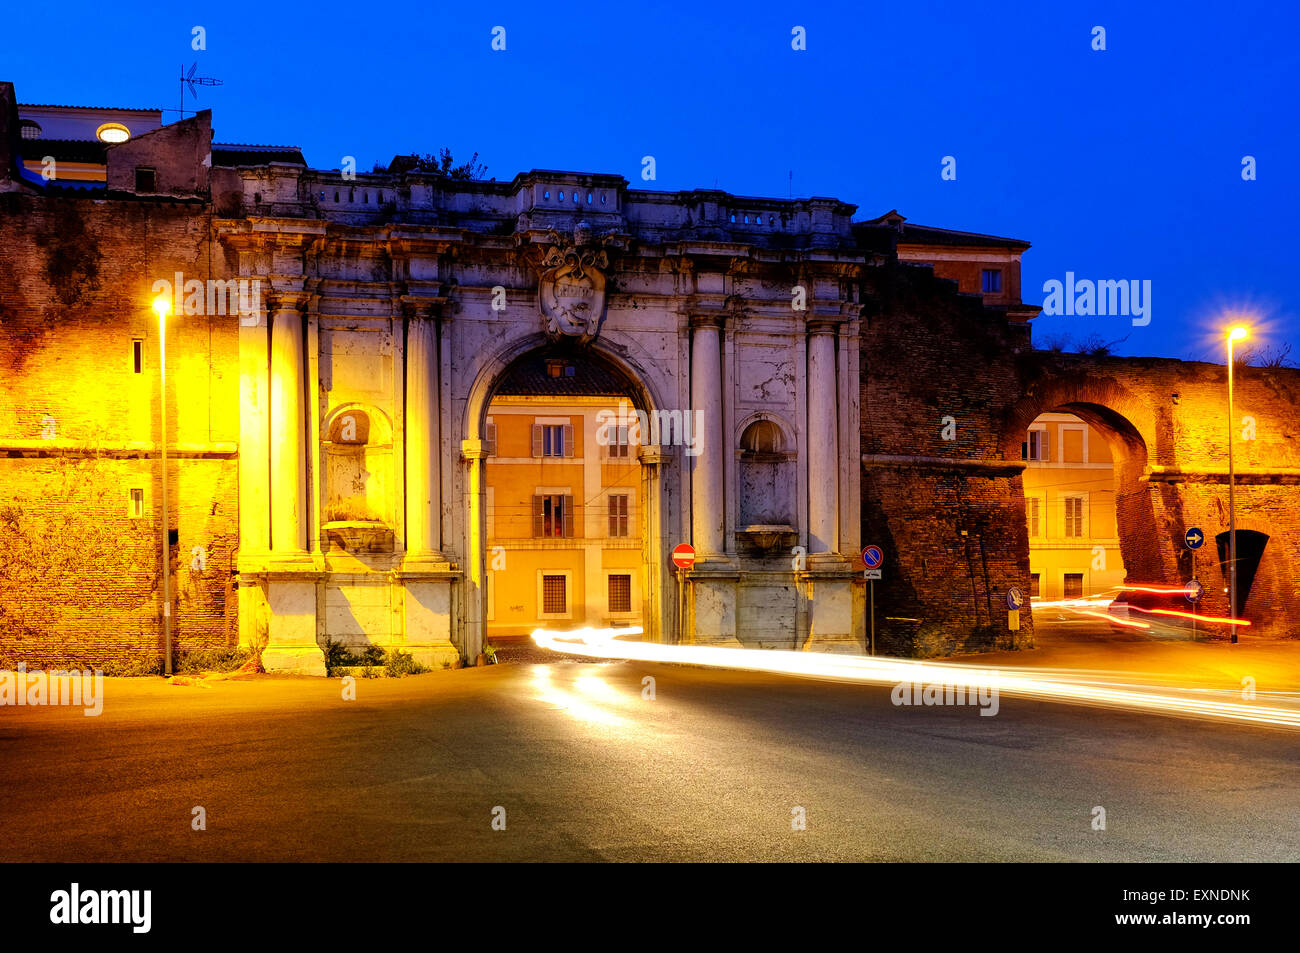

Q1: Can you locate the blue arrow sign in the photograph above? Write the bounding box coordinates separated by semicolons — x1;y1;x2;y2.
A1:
1184;527;1204;550
1007;586;1025;611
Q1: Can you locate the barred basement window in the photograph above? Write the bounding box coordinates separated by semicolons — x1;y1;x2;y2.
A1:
129;488;144;518
1063;573;1084;599
542;575;567;615
608;574;632;613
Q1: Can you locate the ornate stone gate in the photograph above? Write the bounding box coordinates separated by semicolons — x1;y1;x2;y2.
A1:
223;173;867;672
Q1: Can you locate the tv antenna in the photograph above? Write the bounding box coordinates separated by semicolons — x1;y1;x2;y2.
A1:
178;62;223;119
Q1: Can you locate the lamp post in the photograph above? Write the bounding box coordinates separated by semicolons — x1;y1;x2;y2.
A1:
1226;326;1248;643
154;295;173;675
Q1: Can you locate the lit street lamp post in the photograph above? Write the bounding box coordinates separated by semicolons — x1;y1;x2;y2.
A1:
1226;326;1248;644
154;296;173;675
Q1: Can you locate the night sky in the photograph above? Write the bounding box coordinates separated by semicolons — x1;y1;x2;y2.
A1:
5;0;1297;361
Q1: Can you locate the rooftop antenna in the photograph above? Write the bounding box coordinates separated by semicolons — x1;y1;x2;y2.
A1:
178;62;223;120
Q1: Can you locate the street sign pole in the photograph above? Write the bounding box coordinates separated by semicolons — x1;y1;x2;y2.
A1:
869;578;875;656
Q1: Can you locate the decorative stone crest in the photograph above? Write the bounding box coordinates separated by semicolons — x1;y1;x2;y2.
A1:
534;223;614;344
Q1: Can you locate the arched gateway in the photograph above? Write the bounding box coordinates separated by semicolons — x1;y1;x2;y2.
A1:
226;172;865;673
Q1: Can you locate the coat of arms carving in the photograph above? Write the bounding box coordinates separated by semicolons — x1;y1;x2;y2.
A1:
534;224;615;345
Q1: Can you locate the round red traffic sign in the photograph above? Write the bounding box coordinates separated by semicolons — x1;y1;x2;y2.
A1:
862;545;884;569
671;543;696;569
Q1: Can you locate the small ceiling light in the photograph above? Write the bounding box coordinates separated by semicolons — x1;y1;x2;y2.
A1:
96;122;131;144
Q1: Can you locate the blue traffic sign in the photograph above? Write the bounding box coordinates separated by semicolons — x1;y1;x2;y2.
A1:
862;545;884;569
1007;586;1025;611
1185;579;1203;602
1184;527;1205;550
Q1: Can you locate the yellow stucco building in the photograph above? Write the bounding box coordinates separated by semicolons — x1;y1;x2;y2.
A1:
484;360;642;640
1022;412;1126;604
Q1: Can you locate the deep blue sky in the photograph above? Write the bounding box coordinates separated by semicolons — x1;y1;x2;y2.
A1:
6;0;1297;362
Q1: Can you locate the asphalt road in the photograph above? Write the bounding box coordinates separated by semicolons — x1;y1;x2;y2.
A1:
3;658;1298;861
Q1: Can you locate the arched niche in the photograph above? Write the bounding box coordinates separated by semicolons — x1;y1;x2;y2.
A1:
321;403;394;527
736;414;797;552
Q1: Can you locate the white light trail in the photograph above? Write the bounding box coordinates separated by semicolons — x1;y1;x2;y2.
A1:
531;627;1300;731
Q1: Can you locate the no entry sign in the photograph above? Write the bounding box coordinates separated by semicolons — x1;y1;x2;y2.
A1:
671;543;696;569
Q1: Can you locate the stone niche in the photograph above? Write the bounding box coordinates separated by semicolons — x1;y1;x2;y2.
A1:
737;418;797;555
322;405;394;553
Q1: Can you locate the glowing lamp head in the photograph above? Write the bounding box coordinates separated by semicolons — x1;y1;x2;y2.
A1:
1228;326;1249;343
152;296;171;321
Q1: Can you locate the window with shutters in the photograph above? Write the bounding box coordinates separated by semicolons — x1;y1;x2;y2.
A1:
533;494;574;538
484;420;497;457
1063;495;1085;538
1026;497;1041;537
1025;428;1049;462
541;574;567;616
533;423;573;457
608;494;629;537
607;424;631;459
608;574;632;614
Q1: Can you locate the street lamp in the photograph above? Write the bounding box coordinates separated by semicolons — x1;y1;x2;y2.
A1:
153;295;173;675
1226;325;1248;643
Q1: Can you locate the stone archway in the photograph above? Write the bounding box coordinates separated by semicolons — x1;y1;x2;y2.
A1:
1005;377;1166;625
458;334;675;658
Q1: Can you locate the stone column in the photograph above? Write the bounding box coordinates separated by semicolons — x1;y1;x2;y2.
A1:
463;439;488;659
405;311;441;555
807;322;839;554
270;299;307;554
690;315;725;555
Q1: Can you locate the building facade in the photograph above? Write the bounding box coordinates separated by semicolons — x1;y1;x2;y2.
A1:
1021;412;1125;604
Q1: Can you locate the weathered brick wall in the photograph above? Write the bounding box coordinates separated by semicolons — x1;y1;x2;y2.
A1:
859;262;1037;656
0;190;239;671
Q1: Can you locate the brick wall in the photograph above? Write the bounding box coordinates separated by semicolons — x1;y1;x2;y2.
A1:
0;190;239;670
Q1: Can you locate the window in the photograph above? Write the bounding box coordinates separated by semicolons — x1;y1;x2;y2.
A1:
1029;573;1041;598
533;494;574;538
1025;429;1049;462
1063;496;1085;538
134;167;156;192
19;120;41;140
484;421;497;457
542;574;567;615
533;423;573;457
132;339;144;374
608;574;632;614
129;488;145;518
1063;573;1084;599
608;494;629;537
607;424;631;459
981;269;1002;294
1026;497;1040;537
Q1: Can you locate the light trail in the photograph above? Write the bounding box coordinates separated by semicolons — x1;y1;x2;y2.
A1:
1129;606;1252;626
531;626;1300;730
1073;608;1151;629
